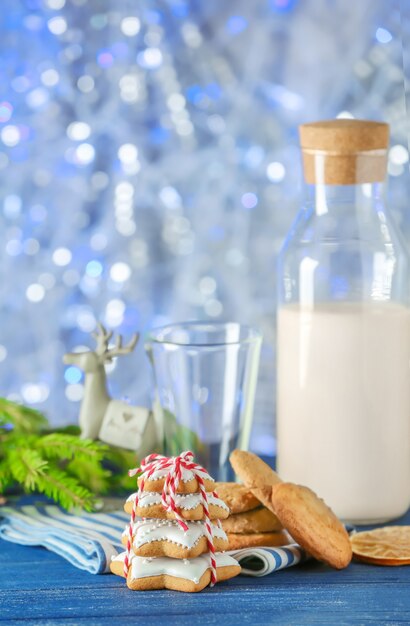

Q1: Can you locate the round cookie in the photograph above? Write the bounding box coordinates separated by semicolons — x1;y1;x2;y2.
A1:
229;450;282;514
124;490;229;520
122;518;229;559
226;530;290;550
214;482;260;514
221;506;282;534
271;482;352;569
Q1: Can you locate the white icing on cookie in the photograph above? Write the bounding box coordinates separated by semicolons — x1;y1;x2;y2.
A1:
127;491;229;512
143;465;214;484
121;551;239;583
123;518;227;549
112;551;134;563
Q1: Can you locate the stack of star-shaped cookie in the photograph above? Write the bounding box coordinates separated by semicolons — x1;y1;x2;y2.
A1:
111;461;241;592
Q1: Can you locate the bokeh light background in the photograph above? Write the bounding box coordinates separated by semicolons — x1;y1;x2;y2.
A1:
1;0;409;453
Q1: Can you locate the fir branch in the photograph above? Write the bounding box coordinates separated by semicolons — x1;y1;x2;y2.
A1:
35;433;108;463
66;457;111;494
36;467;96;512
0;397;138;510
7;449;48;489
0;399;47;433
0;461;11;491
50;424;81;436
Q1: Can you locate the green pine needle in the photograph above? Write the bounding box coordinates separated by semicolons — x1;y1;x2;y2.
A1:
36;467;96;512
0;398;137;511
0;399;48;433
8;449;48;489
36;433;108;463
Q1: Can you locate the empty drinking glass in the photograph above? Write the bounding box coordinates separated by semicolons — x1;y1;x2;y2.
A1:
145;322;262;481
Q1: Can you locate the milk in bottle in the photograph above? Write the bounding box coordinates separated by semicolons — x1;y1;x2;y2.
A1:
276;120;410;523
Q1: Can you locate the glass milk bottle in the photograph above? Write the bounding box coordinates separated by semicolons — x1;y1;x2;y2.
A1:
276;119;410;524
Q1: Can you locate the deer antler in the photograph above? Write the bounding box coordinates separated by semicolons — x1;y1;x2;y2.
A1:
106;332;140;359
92;322;113;356
92;322;139;360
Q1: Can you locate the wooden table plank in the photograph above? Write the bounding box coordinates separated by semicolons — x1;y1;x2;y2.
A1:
1;533;410;625
1;582;410;625
1;497;409;625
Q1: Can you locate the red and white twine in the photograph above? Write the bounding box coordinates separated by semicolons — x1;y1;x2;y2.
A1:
123;451;217;586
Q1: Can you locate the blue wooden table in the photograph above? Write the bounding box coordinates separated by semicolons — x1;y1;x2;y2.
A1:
1;505;409;625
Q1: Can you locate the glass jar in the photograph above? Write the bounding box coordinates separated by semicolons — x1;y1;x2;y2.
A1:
276;119;410;524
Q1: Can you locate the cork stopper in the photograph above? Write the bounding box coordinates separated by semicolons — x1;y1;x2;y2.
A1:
299;119;389;185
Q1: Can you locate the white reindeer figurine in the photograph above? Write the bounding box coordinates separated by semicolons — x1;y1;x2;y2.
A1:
63;323;157;455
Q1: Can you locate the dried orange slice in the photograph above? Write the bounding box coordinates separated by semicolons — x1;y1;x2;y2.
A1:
351;526;410;566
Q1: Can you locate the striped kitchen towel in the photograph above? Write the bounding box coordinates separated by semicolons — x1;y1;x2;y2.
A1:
228;545;305;576
0;504;129;574
0;504;306;576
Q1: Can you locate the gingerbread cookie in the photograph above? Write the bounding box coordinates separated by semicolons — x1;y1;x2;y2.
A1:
226;530;290;550
221;506;282;534
111;551;241;592
120;451;240;591
271;482;352;569
229;450;282;514
138;464;215;494
124;490;229;520
214;482;260;514
122;518;229;559
111;551;131;578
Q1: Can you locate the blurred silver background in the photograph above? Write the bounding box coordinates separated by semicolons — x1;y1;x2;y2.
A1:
0;0;408;453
